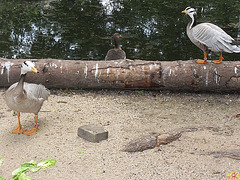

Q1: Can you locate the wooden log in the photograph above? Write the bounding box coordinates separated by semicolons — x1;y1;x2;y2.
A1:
1;58;240;91
121;126;230;152
121;132;182;152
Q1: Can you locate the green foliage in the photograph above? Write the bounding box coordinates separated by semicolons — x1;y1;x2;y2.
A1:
135;90;144;94
12;158;56;180
12;160;37;180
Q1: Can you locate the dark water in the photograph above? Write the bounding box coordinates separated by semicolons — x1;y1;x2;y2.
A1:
0;0;239;61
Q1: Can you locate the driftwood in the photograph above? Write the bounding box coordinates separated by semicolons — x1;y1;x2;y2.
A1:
1;58;240;91
121;132;181;152
121;126;233;153
121;126;211;152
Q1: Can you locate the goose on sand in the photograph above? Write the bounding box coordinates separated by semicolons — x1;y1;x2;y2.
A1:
5;61;50;136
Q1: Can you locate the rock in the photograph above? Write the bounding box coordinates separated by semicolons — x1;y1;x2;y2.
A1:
78;125;108;143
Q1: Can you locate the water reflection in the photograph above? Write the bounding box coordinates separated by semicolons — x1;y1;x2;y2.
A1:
0;0;239;61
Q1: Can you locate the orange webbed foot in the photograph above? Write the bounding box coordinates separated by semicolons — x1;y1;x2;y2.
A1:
24;127;38;136
212;58;224;64
24;116;39;136
196;59;208;64
12;125;26;134
212;52;224;64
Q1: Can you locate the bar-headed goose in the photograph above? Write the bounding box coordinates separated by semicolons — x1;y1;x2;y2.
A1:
182;7;240;64
105;33;126;60
5;61;50;136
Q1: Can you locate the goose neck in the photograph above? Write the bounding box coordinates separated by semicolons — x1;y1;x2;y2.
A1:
189;14;197;29
16;74;26;91
114;37;120;49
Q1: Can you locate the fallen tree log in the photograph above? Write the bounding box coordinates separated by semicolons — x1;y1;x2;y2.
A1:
121;132;182;152
121;126;233;153
1;58;240;91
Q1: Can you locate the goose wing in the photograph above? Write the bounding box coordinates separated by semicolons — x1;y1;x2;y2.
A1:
191;23;234;53
5;82;18;94
23;82;50;100
5;82;49;113
5;82;49;100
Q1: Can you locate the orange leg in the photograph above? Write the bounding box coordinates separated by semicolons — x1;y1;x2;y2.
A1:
12;113;26;134
196;52;208;64
212;51;224;64
24;115;39;136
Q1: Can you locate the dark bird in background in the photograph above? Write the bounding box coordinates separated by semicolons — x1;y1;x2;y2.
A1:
105;33;126;60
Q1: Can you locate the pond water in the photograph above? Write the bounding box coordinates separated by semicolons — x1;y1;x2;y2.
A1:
0;0;239;61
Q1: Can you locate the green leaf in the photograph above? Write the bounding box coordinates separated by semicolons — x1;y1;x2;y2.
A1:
18;173;34;180
0;158;2;166
78;151;84;154
12;160;37;180
12;160;37;177
0;177;6;180
36;158;55;169
21;160;37;169
30;166;41;173
12;166;30;178
135;90;144;94
12;158;55;180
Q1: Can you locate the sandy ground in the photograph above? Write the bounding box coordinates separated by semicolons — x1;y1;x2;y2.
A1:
0;89;240;180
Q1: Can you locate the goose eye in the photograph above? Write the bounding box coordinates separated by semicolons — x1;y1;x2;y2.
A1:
23;61;28;66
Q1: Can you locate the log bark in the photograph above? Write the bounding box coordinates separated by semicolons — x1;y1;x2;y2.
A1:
121;132;182;152
1;58;240;91
121;126;232;153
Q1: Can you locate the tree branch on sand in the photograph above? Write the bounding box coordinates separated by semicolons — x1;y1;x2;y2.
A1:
122;126;240;160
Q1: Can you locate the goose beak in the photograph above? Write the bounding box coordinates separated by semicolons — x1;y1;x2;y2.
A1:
182;10;185;13
31;67;38;73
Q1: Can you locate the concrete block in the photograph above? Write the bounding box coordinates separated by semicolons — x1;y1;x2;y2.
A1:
78;124;108;143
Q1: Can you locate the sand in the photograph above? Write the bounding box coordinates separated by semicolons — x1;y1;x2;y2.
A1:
0;89;239;179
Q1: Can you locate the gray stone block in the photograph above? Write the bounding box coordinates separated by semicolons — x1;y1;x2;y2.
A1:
78;124;108;143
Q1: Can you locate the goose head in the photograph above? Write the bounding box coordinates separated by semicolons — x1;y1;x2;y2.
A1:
182;7;197;19
113;33;122;40
112;33;122;48
21;61;38;75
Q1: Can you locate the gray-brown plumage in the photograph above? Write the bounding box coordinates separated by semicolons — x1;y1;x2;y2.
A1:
105;33;126;60
182;7;240;64
4;61;50;135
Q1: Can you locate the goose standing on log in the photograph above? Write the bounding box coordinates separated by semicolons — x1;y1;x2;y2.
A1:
182;7;240;64
105;33;126;60
4;61;50;136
